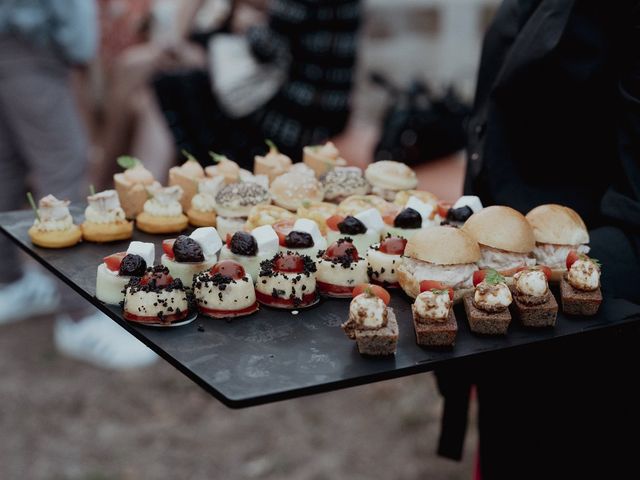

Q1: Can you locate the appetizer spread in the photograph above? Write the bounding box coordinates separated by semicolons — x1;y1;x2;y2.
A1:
341;285;398;356
366;234;408;288
160;227;223;286
256;251;318;309
561;251;602;316
303;141;347;177
169;152;206;210
316;239;368;297
136;185;189;234
214;181;270;239
123;265;192;325
219;225;280;281
113;156;160;218
526;204;590;282
193;260;258;319
81;189;133;242
187;176;224;227
511;266;558;327
96;241;154;305
464;269;513;335
412;282;457;347
28;194;82;248
397;226;480;300
463;205;536;277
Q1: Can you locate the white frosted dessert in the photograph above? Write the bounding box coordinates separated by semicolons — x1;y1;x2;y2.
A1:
278;218;327;259
161;227;222;287
255;252;318;309
193;260;258;318
366;235;407;287
219;226;279;281
316;239;368;297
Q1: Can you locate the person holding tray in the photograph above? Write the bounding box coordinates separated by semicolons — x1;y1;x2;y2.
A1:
435;1;640;478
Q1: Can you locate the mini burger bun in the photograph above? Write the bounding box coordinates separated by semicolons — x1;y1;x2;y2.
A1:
364;161;417;191
404;226;481;265
270;171;324;211
525;204;589;246
463;205;535;253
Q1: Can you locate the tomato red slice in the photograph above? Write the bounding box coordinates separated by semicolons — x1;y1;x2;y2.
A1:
325;240;359;261
273;219;295;246
325;214;345;232
437;200;452;219
210;260;245;280
162;239;176;259
103;252;127;272
351;283;391;305
472;270;487;287
566;250;580;270
379;236;407;255
515;265;552;281
274;253;305;273
140;271;174;287
419;280;454;301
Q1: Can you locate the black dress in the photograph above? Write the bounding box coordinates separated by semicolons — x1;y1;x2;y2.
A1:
438;1;640;478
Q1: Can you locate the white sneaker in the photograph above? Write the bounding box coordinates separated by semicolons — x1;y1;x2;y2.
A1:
0;268;60;325
54;312;158;370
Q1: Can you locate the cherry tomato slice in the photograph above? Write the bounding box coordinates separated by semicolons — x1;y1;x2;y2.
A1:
103;252;127;272
325;240;359;261
437;200;452;219
140;271;174;287
566;250;580;270
274;253;305;273
472;270;487;287
325;214;345;232
273;219;295;246
379;236;407;255
210;260;246;280
162;239;176;259
352;283;391;305
419;280;454;301
515;265;552;281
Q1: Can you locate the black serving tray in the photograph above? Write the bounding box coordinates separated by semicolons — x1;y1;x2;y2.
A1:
2;208;639;408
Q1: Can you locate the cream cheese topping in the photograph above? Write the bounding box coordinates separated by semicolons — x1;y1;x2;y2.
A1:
474;281;512;311
316;257;368;287
194;275;256;310
414;290;451;322
191;193;217;213
144;185;183;217
514;269;548;297
256;272;316;301
567;259;600;291
123;164;155;185
34;195;74;231
349;293;387;329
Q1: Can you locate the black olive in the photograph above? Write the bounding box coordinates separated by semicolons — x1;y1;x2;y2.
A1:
118;254;147;277
173;235;205;262
447;206;474;223
285;231;314;249
338;216;367;235
394;208;422;229
230;231;258;256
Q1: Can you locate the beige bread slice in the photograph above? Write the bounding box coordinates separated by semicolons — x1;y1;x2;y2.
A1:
510;292;558;327
463;294;511;335
412;307;457;347
560;275;602;316
354;309;398;356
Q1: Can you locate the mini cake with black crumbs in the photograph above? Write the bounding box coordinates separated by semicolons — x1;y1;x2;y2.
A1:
256;251;318;309
123;265;192;325
316;238;368;297
193;260;258;318
366;234;407;288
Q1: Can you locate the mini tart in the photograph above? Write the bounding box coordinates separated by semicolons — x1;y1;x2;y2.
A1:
316;253;368;298
326;229;379;255
193;271;258;319
186;208;217;227
95;263;132;305
256;252;318;309
81;220;133;243
123;267;191;325
219;245;270;283
136;212;189;234
28;225;82;249
366;245;402;288
161;255;217;288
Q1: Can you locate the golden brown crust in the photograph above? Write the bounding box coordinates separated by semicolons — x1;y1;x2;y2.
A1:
29;225;82;249
186;209;217;227
394;189;438;207
365;161;417;191
404;226;481;265
81;221;133;243
136;212;189;234
463;205;535;253
270;172;324;211
526;204;589;245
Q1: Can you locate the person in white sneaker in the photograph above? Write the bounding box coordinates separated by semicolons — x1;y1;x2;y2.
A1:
0;0;156;370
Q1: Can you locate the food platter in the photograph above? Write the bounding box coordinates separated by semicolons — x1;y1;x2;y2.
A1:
3;207;640;408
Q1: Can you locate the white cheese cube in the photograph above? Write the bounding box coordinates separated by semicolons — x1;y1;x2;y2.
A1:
453;195;483;213
251;225;279;255
355;208;385;233
127;241;155;267
190;227;222;258
405;196;434;227
293;218;324;247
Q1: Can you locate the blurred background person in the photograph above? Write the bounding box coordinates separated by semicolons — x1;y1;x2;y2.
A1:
0;0;156;369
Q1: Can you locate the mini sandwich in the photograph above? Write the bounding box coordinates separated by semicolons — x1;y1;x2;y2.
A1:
397;226;480;301
320;166;370;204
526;204;590;282
113;156;160;219
254;141;292;183
28;194;82;248
270;170;324;211
160;227;223;287
214;181;271;239
168;152;205;210
560;251;602;316
412;282;456;347
462;206;536;278
136;185;189;234
464;269;513;335
96;241;155;305
193;260;258;319
82;189;133;242
364;160;418;201
303;141;347;177
510;266;558;327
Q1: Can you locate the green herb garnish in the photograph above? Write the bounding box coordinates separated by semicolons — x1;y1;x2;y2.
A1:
117;155;140;170
26;192;40;221
579;253;601;268
484;269;505;285
181;149;198;163
301;200;311;209
208;151;227;164
265;139;278;152
89;184;96;196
